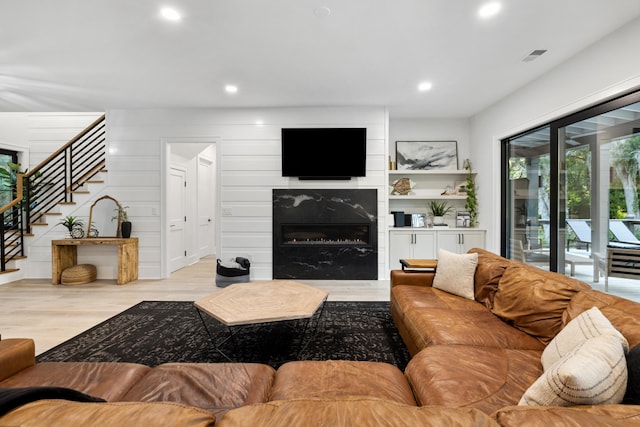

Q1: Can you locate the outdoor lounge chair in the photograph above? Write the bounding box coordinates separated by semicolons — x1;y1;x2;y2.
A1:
566;219;591;250
609;220;640;245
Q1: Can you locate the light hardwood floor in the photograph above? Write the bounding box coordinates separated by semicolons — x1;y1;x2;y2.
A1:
0;257;390;355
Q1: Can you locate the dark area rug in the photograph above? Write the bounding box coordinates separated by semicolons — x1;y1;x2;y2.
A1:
37;301;411;370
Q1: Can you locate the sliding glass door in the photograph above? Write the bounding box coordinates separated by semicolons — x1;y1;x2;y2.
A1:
503;90;640;286
504;126;552;271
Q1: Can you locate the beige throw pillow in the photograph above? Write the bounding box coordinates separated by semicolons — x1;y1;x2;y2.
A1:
519;334;628;406
432;249;478;300
542;306;629;370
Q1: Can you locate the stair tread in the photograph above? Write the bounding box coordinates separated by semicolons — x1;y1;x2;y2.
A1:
0;268;20;274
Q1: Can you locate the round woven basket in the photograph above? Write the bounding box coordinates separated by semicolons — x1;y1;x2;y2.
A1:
61;264;97;285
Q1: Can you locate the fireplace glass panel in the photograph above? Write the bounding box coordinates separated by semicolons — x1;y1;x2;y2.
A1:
281;224;370;246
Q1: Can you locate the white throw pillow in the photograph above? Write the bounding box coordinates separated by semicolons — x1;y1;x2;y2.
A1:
432;249;478;300
542;306;629;371
519;334;628;406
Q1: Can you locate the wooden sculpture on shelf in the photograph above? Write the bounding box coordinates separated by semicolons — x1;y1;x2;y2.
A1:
391;178;412;195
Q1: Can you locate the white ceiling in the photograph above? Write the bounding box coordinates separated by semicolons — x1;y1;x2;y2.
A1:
1;0;639;118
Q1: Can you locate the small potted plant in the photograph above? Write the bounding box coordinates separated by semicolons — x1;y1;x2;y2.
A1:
58;215;84;239
428;200;453;225
112;206;132;238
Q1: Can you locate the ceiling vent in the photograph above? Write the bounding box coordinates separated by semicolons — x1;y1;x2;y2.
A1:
522;49;547;62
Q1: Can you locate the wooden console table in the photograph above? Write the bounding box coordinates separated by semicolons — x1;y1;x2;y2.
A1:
51;238;139;285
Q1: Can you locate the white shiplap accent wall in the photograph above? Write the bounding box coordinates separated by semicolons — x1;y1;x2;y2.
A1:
106;107;388;280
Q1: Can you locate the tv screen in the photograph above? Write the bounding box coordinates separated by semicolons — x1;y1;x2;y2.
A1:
281;128;367;179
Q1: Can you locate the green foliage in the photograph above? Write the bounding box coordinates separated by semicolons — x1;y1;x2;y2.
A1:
58;215;84;232
428;200;453;217
508;158;528;180
463;159;478;227
112;206;129;222
565;146;591;218
0;162;42;209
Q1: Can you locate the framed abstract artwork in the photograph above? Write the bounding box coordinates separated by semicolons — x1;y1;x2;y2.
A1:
395;140;458;170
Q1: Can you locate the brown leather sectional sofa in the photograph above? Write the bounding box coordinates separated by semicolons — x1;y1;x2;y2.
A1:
392;247;640;425
1;247;640;425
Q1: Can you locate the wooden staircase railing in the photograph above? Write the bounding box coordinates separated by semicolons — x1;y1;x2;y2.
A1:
0;114;106;272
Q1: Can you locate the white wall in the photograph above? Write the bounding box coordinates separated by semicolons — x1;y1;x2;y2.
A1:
470;16;640;253
106;107;388;280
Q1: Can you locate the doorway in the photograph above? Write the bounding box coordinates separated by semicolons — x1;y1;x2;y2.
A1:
164;139;219;276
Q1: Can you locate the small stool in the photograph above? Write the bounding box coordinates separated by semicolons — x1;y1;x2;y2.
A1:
270;360;417;405
61;264;97;285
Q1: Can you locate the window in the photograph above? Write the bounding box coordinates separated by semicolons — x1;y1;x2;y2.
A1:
0;149;19;228
502;89;640;288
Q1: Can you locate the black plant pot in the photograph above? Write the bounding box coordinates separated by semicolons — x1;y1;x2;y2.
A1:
121;221;132;238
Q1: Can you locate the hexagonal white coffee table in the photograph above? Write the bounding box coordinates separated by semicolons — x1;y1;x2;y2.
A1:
195;280;328;326
194;280;329;361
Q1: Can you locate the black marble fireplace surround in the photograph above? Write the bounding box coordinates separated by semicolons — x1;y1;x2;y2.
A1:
273;189;378;280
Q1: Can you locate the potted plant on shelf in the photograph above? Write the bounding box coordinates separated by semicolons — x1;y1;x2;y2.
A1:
112;206;132;238
58;215;84;239
428;200;453;226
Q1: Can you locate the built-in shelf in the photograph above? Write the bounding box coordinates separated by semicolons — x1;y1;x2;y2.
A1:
388;169;473;175
389;195;466;200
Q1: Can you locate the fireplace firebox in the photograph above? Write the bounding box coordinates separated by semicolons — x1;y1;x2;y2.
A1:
273;189;378;280
281;224;370;246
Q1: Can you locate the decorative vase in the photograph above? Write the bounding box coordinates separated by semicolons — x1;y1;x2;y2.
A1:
434;216;444;225
121;221;132;238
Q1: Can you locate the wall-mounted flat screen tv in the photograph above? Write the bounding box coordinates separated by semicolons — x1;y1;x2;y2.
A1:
281;128;367;180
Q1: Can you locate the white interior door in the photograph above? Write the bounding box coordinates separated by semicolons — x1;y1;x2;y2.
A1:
197;156;215;258
169;166;187;272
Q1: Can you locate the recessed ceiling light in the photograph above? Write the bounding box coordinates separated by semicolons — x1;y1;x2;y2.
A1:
160;7;182;21
418;81;433;92
314;7;331;18
478;2;501;19
225;84;239;94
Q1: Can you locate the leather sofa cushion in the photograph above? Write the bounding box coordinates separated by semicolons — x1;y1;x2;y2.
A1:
122;363;275;417
405;345;542;415
493;404;640;427
564;289;640;348
0;339;35;382
0;362;151;401
403;306;545;351
392;285;488;313
0;400;216;427
217;398;499;427
469;248;513;310
492;265;590;345
269;360;416;405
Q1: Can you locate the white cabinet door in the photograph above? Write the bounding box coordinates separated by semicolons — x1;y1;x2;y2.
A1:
389;231;414;268
413;231;437;259
389;230;437;268
436;230;486;254
460;230;485;253
436;231;460;253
